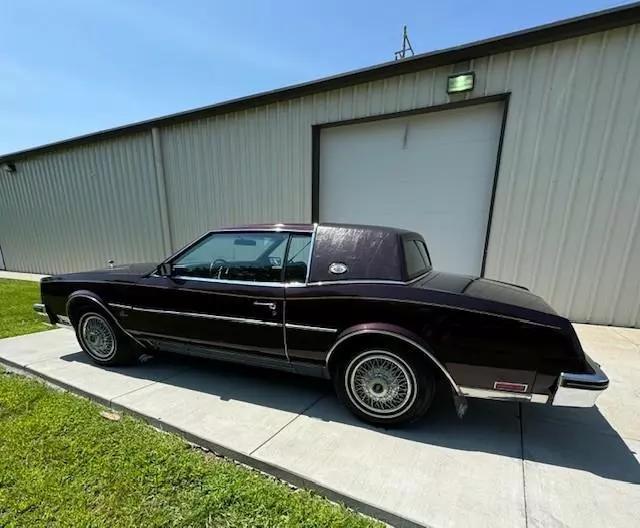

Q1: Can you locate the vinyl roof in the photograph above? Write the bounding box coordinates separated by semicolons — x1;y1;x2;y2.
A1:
2;1;639;163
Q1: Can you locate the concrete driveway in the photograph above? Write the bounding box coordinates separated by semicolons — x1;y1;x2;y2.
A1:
0;324;638;527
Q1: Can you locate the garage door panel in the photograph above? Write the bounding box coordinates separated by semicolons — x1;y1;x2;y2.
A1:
319;102;504;276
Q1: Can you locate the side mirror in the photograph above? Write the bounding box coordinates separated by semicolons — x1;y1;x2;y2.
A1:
157;262;173;277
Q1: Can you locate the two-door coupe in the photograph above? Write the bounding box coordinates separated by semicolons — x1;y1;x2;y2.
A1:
34;223;608;425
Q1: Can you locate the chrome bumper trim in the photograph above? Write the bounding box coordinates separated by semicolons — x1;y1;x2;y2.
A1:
460;386;549;404
33;303;50;322
552;354;609;407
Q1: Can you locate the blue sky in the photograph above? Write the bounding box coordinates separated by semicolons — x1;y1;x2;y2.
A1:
1;0;632;154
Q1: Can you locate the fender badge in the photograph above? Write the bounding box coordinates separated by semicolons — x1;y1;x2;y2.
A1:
329;262;348;275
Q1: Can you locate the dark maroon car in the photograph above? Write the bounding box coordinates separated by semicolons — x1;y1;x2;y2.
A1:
34;223;608;426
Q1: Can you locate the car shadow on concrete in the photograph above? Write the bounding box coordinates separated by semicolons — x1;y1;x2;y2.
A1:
59;350;640;485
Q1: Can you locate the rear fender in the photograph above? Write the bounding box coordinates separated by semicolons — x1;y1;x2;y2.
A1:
325;322;467;416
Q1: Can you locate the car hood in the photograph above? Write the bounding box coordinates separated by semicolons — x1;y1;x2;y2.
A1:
419;271;558;315
44;262;158;283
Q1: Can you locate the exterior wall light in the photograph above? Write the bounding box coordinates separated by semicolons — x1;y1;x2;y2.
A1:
447;72;475;94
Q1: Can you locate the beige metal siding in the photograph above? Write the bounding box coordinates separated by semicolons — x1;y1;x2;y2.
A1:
0;134;167;274
485;25;640;328
159;103;311;248
1;23;638;326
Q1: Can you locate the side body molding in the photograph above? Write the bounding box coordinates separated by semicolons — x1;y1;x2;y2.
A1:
325;323;467;416
65;290;146;348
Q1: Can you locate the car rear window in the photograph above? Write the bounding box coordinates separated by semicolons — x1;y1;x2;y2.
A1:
403;239;430;279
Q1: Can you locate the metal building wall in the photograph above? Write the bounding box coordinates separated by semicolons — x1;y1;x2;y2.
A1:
153;24;640;326
0;133;168;274
158;105;311;248
0;23;638;326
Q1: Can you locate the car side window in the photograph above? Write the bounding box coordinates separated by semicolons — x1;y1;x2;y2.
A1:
284;234;312;283
403;239;429;279
173;232;288;282
416;240;432;269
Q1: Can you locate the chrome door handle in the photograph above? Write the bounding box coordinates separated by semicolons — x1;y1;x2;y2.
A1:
253;301;277;311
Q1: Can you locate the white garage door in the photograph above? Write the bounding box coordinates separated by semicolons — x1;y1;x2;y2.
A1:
319;101;504;276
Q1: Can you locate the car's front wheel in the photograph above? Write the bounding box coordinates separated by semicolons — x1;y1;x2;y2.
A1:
334;347;435;426
76;310;138;366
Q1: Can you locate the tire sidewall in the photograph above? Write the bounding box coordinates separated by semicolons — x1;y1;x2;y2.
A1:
76;311;119;364
335;347;434;426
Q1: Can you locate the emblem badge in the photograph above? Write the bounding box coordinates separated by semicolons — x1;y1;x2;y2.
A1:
329;262;348;275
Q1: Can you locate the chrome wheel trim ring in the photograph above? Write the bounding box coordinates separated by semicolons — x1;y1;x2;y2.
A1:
80;313;116;360
345;350;417;419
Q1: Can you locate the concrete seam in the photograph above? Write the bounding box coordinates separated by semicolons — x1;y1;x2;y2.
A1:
249;393;328;456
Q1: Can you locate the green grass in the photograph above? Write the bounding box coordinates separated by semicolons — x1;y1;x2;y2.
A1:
0;370;379;528
0;279;50;339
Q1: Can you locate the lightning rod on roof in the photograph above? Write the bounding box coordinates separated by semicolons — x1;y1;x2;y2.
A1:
394;25;414;60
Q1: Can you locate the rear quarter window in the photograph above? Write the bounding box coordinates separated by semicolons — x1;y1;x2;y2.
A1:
403;239;429;279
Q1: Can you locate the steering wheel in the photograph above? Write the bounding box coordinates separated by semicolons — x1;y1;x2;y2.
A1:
209;258;228;277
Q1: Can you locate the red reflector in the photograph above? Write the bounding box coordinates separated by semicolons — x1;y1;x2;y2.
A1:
494;381;528;393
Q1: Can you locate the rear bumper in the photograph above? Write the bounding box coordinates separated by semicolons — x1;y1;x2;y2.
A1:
552;354;609;407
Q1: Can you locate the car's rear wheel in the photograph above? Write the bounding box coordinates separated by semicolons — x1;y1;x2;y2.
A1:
75;310;138;366
334;346;435;426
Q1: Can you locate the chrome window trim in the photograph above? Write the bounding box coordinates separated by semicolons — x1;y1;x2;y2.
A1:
171;275;306;288
305;223;318;284
305;271;430;287
325;329;462;397
307;279;405;287
121;305;283;328
285;323;337;333
171;276;429;288
461;386;549;403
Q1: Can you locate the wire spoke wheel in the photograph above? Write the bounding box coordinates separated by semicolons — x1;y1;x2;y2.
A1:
80;314;116;360
347;352;416;418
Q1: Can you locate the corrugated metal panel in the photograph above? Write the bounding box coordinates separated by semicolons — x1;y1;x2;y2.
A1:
159;100;312;248
0;133;166;274
1;23;639;327
483;25;640;327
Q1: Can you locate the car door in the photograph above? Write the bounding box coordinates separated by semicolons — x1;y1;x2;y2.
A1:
128;231;288;360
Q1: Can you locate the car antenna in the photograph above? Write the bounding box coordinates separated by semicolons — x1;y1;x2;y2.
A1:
394;25;414;60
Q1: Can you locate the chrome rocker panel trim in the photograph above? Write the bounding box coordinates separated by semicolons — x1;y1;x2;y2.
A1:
285;322;337;333
122;305;283;327
552;353;609;407
108;303;338;333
